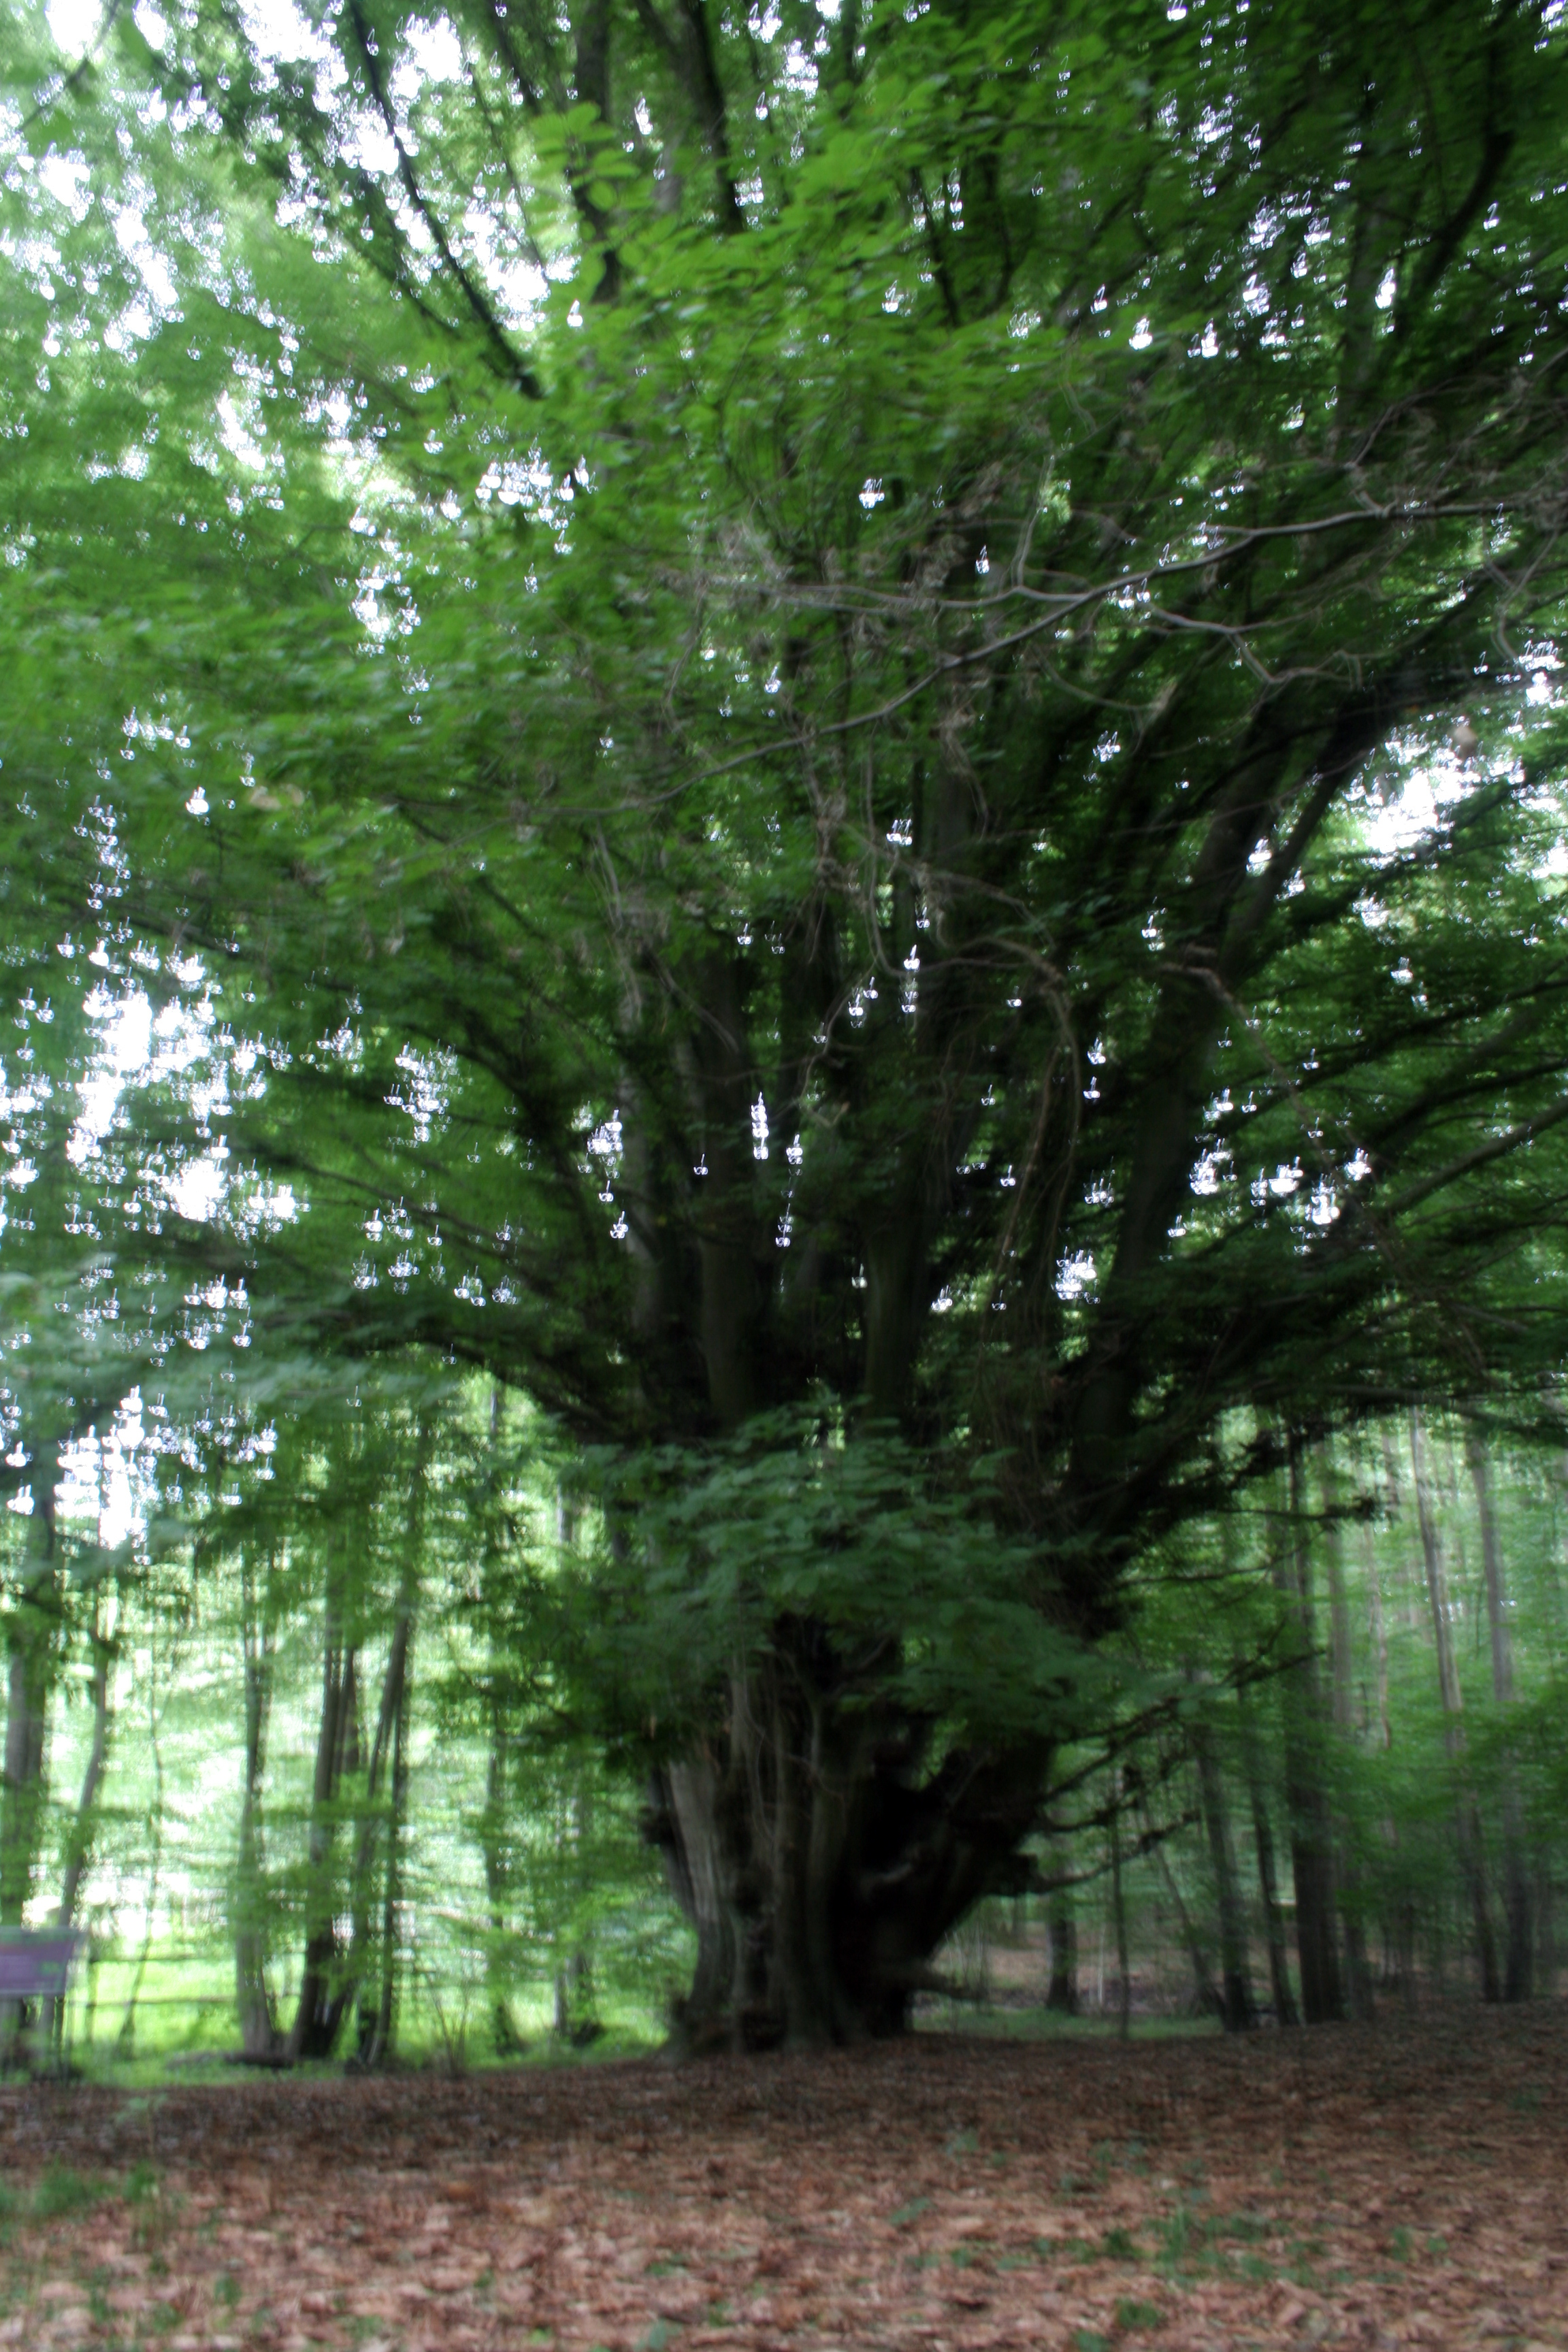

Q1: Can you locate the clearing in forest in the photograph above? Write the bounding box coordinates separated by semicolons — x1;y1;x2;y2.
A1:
0;2007;1561;2351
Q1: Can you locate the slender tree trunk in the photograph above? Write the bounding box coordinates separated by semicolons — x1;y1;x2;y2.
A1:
1110;1784;1131;2040
478;1391;520;2053
351;1604;416;2061
1410;1413;1501;2002
1465;1425;1532;2000
1365;1516;1392;1755
1535;1857;1556;1994
1045;1874;1079;2014
1360;1480;1415;1997
50;1590;112;2051
1192;1711;1256;2030
482;1694;521;2053
289;1552;356;2061
1320;1460;1375;2020
1277;1443;1345;2023
352;1432;428;2066
553;1774;601;2046
367;1642;410;2065
1237;1680;1298;2026
58;1441;115;1933
235;1547;279;2061
115;1661;164;2059
1148;1825;1219;2021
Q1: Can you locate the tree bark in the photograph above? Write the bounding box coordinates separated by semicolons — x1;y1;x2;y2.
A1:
477;1390;521;2055
1192;1710;1256;2031
649;1628;1047;2048
1277;1442;1345;2023
50;1588;112;2051
1045;1874;1079;2014
54;1624;109;1927
553;1775;601;2046
1320;1459;1375;2020
1410;1412;1501;2003
348;1607;415;2059
288;1555;357;2061
481;1691;522;2053
1535;1855;1556;1995
1148;1822;1218;2023
114;1657;164;2060
1110;1788;1132;2039
1465;1425;1531;2000
353;1424;430;2066
1237;1680;1298;2026
362;1632;412;2069
235;1546;280;2061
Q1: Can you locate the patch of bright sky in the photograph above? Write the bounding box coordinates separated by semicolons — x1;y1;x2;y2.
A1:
1362;755;1474;860
45;0;100;54
1057;1250;1095;1300
54;1391;147;1548
37;150;90;216
1361;653;1565;865
394;15;465;101
112;201;178;314
216;389;267;472
233;0;329;67
67;978;289;1230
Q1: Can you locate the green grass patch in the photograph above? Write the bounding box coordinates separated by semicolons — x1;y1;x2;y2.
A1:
1115;2297;1164;2333
33;2166;105;2221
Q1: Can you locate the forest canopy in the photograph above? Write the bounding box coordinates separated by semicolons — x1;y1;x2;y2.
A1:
3;0;1568;2053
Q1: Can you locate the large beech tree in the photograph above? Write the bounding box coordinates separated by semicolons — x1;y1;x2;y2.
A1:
7;0;1568;2044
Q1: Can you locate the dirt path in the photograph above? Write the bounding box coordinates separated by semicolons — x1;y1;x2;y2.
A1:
0;2006;1563;2350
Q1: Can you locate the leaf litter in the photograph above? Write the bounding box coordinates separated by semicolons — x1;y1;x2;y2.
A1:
0;2006;1563;2350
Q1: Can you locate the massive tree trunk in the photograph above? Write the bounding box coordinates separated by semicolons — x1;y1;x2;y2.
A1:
649;1632;1045;2049
627;919;1056;2048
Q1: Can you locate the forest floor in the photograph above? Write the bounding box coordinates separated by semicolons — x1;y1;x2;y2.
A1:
0;2004;1562;2352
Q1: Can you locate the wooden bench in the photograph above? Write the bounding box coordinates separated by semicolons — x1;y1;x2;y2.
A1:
0;1931;82;2004
0;1932;84;2068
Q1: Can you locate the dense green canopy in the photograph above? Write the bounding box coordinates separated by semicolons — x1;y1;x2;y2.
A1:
6;0;1568;2040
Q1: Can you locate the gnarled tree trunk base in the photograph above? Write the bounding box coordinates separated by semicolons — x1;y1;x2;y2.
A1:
649;1636;1047;2053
